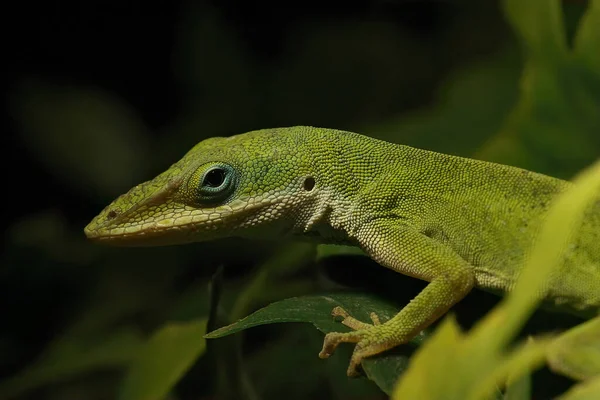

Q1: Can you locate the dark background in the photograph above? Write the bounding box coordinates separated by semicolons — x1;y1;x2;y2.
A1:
2;1;597;399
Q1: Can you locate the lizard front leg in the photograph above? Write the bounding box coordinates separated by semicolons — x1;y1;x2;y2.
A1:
319;221;476;376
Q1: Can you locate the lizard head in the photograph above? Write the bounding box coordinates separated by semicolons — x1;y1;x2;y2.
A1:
84;127;321;246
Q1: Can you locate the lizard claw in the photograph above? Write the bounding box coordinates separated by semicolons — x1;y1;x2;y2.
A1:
331;306;351;319
318;331;364;376
318;306;390;377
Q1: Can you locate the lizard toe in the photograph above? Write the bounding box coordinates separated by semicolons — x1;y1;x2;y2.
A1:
319;330;362;359
331;306;379;331
347;334;405;377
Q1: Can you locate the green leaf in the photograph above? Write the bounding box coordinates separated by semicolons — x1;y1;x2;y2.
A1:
119;320;208;400
205;292;429;395
504;370;531;400
547;317;600;381
503;0;567;62
391;317;464;400
207;293;404;340
477;0;600;178
573;0;600;72
558;375;600;400
501;340;536;400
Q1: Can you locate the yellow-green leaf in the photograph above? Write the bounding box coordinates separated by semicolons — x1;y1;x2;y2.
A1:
119;320;207;400
558;375;600;400
573;0;600;72
391;316;464;400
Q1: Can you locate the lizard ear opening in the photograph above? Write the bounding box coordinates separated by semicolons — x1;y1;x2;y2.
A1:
303;176;316;191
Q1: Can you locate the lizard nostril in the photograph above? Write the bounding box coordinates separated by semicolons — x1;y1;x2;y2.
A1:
303;176;316;191
107;210;118;219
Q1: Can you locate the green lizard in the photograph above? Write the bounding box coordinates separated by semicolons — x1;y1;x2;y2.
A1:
85;126;600;378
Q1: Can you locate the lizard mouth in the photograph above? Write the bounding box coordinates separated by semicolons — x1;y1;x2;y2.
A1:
84;218;199;246
84;194;285;247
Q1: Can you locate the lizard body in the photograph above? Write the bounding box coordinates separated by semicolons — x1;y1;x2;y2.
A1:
85;127;600;376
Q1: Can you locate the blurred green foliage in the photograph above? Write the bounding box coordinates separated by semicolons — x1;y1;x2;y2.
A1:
3;0;599;399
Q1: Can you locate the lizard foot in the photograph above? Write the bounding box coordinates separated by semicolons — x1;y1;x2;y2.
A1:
318;306;395;377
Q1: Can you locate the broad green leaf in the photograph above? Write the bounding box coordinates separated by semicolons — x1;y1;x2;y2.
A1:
206;292;417;342
119;320;207;400
205;292;429;394
0;328;143;399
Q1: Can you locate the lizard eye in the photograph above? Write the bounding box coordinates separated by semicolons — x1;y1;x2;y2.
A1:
193;163;237;204
203;168;226;188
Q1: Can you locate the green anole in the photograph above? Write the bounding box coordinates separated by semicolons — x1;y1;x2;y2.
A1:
85;127;599;378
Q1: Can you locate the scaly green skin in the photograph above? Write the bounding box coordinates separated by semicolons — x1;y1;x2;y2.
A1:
85;126;600;377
